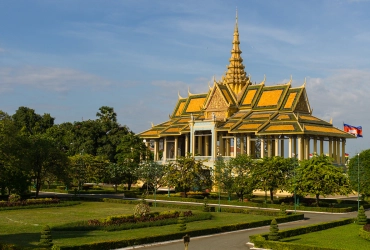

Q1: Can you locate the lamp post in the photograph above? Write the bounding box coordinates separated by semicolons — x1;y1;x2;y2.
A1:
292;153;297;214
358;153;360;211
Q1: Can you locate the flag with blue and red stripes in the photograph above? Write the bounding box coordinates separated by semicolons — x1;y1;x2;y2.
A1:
344;123;363;137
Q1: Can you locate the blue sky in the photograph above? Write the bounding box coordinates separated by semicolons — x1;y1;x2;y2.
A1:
1;0;369;157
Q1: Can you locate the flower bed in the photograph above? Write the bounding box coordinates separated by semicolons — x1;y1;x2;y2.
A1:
0;198;60;207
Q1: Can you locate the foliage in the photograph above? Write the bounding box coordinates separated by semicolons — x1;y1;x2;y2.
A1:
163;155;211;197
279;202;287;217
358;205;367;225
39;225;53;248
177;212;186;231
294;154;352;206
115;133;147;190
253;156;293;204
348;150;370;200
215;155;256;202
133;203;150;217
359;226;370;241
137;160;165;194
8;194;20;203
268;218;280;241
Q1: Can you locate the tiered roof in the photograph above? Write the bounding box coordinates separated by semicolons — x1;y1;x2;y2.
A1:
139;14;354;140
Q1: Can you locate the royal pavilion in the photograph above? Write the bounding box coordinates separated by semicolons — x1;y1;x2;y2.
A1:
139;14;354;167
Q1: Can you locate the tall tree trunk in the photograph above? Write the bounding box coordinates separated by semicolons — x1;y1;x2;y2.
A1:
315;194;320;207
270;189;274;204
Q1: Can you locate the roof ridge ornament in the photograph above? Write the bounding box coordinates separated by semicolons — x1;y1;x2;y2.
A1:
288;75;292;85
303;77;306;87
188;87;193;96
178;91;183;99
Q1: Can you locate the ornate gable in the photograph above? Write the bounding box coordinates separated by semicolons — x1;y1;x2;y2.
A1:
204;86;230;120
293;89;311;114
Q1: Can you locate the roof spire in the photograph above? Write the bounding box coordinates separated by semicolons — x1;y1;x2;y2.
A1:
221;10;250;96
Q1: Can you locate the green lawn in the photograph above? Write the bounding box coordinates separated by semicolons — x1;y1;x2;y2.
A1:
0;201;272;248
281;223;370;249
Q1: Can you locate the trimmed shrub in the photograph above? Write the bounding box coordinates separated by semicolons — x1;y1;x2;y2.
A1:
279;202;286;217
8;194;21;203
358;206;367;225
268;219;279;241
133;203;150;217
178;212;186;231
360;225;370;241
39;225;53;248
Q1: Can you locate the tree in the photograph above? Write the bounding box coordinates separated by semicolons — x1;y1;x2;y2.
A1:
138;160;165;194
163;155;211;197
115;133;147;190
268;219;280;241
12;106;54;135
105;163;126;192
96;106;117;124
348;150;370;200
25;135;69;197
253;156;291;204
295;154;352;206
39;225;53;248
358;205;367;225
0;113;32;195
214;157;234;200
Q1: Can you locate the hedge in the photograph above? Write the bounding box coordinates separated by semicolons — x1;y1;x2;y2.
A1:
359;227;370;241
0;201;81;211
250;218;355;249
51;213;302;250
52;212;211;232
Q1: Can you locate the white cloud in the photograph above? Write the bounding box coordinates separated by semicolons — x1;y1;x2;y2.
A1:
0;47;4;52
0;66;113;93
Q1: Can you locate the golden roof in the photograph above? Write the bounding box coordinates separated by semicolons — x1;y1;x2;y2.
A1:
139;15;352;140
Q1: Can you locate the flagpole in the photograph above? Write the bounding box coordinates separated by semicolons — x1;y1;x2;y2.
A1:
358;153;360;211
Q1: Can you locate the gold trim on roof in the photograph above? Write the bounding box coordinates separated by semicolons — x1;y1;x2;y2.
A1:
257;89;283;107
141;130;159;136
300;115;319;121
266;125;295;131
276;114;290;120
239;123;261;130
243;89;257;105
176;102;186;116
284;92;297;109
186;97;206;112
249;113;270;119
304;125;346;134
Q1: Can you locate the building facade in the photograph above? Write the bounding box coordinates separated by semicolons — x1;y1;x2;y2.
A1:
139;15;354;167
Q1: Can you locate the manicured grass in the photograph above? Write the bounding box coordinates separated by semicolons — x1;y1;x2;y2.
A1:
0;201;272;248
281;223;370;249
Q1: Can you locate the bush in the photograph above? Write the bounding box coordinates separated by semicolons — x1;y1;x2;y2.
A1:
279;202;286;217
133;203;150;217
8;194;21;203
268;219;279;241
39;225;53;248
360;225;370;241
358;206;367;225
178;212;186;231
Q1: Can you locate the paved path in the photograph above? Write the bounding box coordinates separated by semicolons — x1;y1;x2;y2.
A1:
116;210;370;250
37;192;367;250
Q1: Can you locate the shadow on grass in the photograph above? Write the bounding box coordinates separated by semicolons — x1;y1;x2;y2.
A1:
0;230;95;248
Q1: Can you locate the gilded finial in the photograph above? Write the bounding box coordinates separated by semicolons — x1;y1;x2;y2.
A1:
303;77;306;87
208;81;212;90
151;122;154;128
213;75;216;83
329;118;333;124
288;75;292;85
178;91;183;99
236;7;238;25
188;87;192;96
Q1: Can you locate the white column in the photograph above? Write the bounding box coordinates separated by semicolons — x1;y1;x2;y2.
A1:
246;134;251;156
205;136;209;157
267;136;272;157
275;136;279;156
289;136;293;157
320;138;324;156
328;138;332;159
174;136;178;158
280;138;284;157
233;136;237;157
163;137;167;161
260;138;265;158
219;133;224;156
297;136;303;161
336;138;341;164
240;134;244;155
341;138;346;165
185;134;189;155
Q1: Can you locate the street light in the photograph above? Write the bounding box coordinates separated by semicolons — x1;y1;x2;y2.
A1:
292;153;297;214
